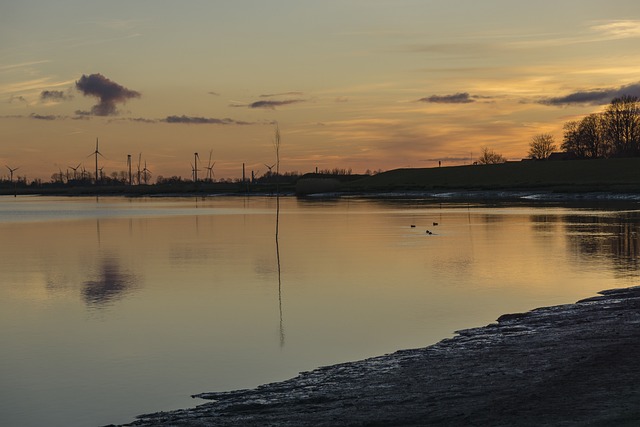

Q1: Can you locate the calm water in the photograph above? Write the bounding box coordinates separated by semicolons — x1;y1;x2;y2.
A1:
1;195;639;426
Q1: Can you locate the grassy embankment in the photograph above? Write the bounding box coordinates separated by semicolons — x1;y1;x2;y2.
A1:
339;158;640;194
4;158;640;197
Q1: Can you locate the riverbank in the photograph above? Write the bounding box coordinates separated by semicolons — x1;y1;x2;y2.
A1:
115;286;640;426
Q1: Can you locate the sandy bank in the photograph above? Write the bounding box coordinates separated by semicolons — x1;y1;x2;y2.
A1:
115;286;640;426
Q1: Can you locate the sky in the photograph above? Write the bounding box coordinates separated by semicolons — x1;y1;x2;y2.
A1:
2;0;640;182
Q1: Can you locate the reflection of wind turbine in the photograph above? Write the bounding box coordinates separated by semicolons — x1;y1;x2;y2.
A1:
5;165;19;182
88;137;105;183
205;150;215;181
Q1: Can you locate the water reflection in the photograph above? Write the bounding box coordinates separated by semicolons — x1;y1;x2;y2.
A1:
275;195;285;347
4;196;640;427
562;212;640;276
82;256;136;307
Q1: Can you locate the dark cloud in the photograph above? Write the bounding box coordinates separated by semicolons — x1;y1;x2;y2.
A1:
419;92;475;104
260;92;304;98
128;117;157;123
40;90;72;102
30;113;58;120
539;82;640;106
208;91;220;96
248;99;304;109
163;115;251;125
75;73;140;116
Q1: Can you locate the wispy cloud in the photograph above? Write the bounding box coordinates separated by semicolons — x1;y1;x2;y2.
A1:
9;95;28;104
0;60;52;72
591;20;640;39
418;92;493;104
0;77;74;96
539;82;640;106
419;92;475;104
406;42;497;56
260;92;304;98
253;99;303;109
235;99;305;109
162;115;252;125
75;73;140;116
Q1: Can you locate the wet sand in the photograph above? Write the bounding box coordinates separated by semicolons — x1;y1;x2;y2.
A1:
115;286;640;426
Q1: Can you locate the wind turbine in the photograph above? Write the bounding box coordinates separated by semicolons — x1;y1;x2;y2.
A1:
5;165;19;182
142;161;151;185
88;137;104;183
264;163;275;177
205;150;215;181
69;163;81;180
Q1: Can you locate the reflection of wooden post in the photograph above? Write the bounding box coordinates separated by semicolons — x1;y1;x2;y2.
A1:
273;123;284;347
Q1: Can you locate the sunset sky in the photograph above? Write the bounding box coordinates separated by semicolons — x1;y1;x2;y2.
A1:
2;0;640;181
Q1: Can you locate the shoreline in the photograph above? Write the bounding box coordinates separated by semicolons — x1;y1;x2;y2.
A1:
3;189;640;203
113;286;640;426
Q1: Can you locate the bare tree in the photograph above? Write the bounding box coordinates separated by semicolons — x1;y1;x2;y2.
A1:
477;147;506;164
603;95;640;156
578;114;607;158
562;120;583;157
528;133;556;159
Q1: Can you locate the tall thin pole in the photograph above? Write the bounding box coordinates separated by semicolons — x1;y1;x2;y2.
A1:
194;152;199;182
274;123;281;238
127;154;132;185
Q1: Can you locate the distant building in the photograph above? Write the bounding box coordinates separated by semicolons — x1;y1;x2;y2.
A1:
547;151;578;161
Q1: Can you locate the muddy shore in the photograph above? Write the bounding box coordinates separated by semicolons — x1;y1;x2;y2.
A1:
115;286;640;426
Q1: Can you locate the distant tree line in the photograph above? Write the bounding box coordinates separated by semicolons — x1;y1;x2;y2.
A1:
562;95;640;159
476;95;640;165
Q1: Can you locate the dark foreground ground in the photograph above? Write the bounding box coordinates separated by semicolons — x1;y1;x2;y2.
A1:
115;287;640;427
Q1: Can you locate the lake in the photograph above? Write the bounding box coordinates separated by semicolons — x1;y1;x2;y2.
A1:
1;195;638;427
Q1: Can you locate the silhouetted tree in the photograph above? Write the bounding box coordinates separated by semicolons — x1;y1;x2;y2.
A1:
477;147;506;164
528;133;556;159
579;113;608;158
562;114;608;159
603;95;640;157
